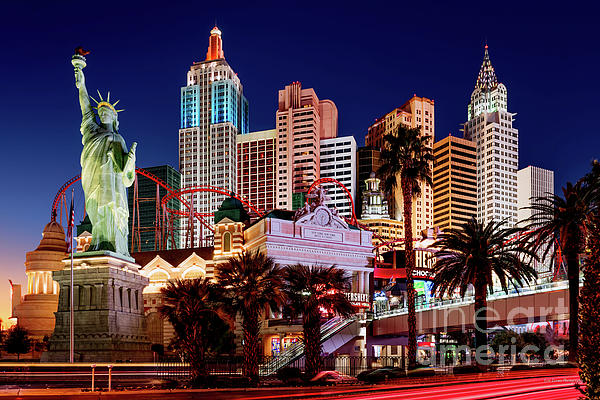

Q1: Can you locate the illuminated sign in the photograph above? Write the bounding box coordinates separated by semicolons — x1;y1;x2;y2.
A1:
346;292;370;309
412;268;435;280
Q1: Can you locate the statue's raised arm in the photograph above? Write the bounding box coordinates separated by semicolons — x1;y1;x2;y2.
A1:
72;50;95;130
71;48;136;256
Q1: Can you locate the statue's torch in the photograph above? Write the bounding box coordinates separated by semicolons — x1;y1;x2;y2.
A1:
71;47;88;69
72;54;86;69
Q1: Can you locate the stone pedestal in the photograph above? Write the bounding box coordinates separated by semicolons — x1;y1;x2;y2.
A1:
42;251;152;362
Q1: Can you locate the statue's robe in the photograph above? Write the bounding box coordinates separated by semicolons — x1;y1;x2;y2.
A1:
80;108;134;256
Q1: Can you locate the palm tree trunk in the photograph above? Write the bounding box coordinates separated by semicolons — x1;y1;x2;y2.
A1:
242;310;260;383
189;341;206;385
566;250;580;363
303;310;322;379
474;282;487;371
402;179;417;369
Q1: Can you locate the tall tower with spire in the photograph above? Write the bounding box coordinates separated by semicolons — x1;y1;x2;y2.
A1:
179;26;249;246
464;45;518;226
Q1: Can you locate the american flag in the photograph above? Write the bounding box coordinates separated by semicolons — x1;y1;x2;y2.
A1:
67;192;75;253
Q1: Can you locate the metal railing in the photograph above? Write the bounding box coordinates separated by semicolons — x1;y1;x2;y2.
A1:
156;355;406;380
374;280;571;319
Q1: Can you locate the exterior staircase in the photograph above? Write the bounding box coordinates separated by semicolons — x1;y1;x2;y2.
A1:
259;316;360;376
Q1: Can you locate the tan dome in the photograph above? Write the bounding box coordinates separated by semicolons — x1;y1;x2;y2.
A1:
43;221;65;235
35;221;67;252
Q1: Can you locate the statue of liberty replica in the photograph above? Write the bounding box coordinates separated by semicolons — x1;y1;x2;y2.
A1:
43;49;151;362
74;49;136;256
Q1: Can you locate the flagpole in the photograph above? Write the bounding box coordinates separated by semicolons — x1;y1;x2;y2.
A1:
69;189;74;363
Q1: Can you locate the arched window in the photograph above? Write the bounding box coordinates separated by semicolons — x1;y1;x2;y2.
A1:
222;231;231;252
183;268;204;280
149;270;169;283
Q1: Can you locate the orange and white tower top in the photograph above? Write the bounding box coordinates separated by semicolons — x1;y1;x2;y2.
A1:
205;26;224;61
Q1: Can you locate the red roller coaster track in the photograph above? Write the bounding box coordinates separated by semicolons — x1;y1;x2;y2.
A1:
160;185;265;219
50;171;566;281
51;168;190;220
51;168;266;250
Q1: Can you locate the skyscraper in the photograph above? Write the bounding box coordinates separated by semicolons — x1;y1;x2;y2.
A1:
275;82;338;210
320;136;356;218
237;129;276;214
517;165;554;274
128;165;181;252
366;95;435;234
432;136;477;230
179;26;249;245
517;166;554;224
463;46;518;226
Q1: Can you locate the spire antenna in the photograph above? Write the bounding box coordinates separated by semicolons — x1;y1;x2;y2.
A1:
475;42;497;92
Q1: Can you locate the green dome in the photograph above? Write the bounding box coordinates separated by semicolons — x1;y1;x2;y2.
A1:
220;197;244;210
214;197;250;224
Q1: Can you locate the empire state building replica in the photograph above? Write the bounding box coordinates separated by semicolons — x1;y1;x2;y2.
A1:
178;26;249;246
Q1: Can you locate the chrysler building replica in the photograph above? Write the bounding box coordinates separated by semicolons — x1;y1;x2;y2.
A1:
179;27;249;245
463;46;518;226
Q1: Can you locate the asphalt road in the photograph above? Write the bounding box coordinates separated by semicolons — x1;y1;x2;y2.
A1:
0;369;581;399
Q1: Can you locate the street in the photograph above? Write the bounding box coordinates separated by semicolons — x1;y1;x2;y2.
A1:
0;368;581;399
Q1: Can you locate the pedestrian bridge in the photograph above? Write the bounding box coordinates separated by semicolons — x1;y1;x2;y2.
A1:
372;281;572;336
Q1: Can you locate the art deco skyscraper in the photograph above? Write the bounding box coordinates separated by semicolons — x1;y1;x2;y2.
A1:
463;46;518;226
179;26;249;245
275;82;337;210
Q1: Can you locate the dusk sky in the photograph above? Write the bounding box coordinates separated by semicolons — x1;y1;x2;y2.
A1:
0;1;598;324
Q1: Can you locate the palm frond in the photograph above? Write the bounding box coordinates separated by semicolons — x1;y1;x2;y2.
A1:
430;217;537;299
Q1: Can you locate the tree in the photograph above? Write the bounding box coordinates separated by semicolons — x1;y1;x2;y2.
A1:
583;160;600;202
159;278;230;385
378;125;433;368
4;325;32;361
524;181;596;362
282;264;355;378
578;213;600;399
520;332;548;362
490;329;521;358
431;217;537;369
217;250;285;383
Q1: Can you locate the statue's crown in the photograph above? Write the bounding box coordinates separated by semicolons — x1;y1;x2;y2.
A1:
90;90;124;114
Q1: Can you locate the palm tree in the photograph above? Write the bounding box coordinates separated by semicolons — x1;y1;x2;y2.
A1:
523;181;596;362
431;217;537;369
159;278;230;384
217;250;285;383
282;264;355;378
378;124;433;368
578;212;600;398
